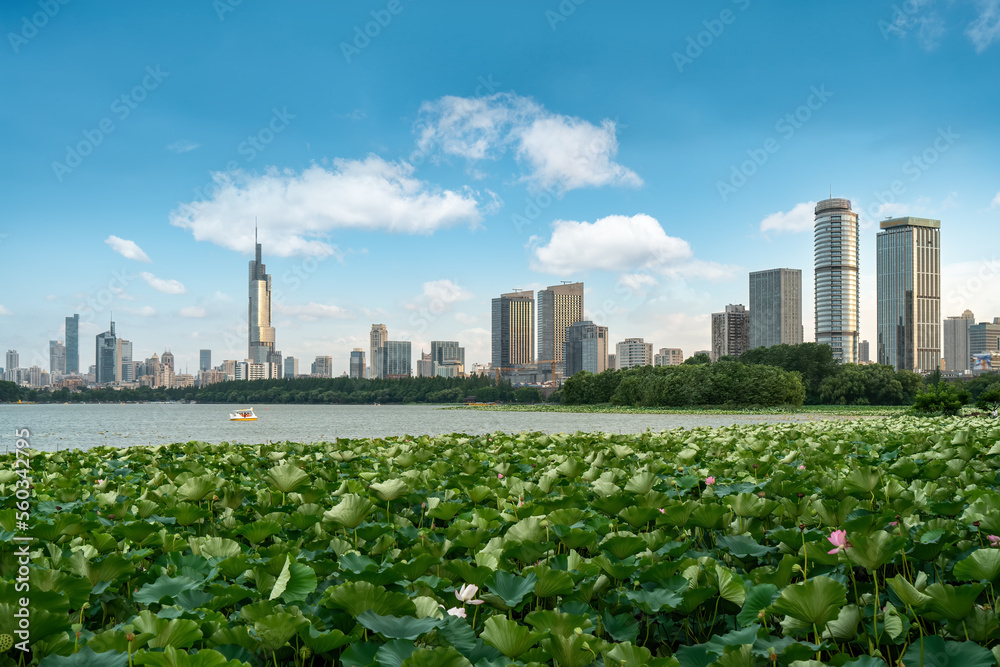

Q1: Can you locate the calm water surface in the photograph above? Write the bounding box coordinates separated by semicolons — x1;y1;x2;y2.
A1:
0;403;849;452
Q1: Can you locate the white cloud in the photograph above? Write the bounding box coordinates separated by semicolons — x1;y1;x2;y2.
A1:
992;192;1000;207
179;306;206;318
417;92;641;192
881;1;945;50
124;305;157;317
968;0;1000;51
275;302;354;322
140;272;187;295
454;312;477;325
170;156;483;257
167;140;200;154
759;202;816;234
105;235;151;263
421;279;473;305
0;305;11;316
619;273;659;292
531;214;692;276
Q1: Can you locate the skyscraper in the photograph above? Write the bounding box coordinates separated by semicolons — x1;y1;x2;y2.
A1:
814;198;860;364
49;341;66;376
537;282;584;369
430;341;465;375
876;217;941;373
119;339;133;382
65;313;79;373
859;340;870;363
95;319;120;385
248;231;276;365
749;268;802;349
200;349;212;372
564;321;608;377
5;350;18;381
312;356;333;377
492;290;534;369
711;304;750;361
384;341;412;378
284;356;298;378
370;324;388;379
944;310;975;372
350;349;366;379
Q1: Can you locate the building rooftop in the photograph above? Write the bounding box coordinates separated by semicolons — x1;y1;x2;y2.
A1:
879;217;940;229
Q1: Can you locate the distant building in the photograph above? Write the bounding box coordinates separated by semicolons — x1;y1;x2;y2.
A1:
564;321;608;377
616;338;652;369
537;282;584;371
49;340;66;376
350;349;366;379
199;369;226;387
492;291;534;370
607;353;616;370
200;349;212;372
416;351;433;378
749;268;802;349
384;341;412;378
119;340;133;382
161;350;174;373
970;321;1000;356
65;314;79;373
944;310;975;372
654;348;684;366
430;340;465;376
876;217;941;372
370;324;388;379
859;340;870;363
711;304;750;361
5;350;18;381
95;320;120;384
814;198;860;364
284;356;298;379
271;350;283;379
248;231;277;366
694;350;711;358
312;356;333;378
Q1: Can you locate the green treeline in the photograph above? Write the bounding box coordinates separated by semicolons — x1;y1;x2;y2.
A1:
6;375;514;405
561;360;806;408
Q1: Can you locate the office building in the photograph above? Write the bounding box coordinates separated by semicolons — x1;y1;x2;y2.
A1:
615;338;653;369
95;320;121;385
350;349;366;379
65;313;79;373
416;351;433;378
970;320;1000;355
370;324;388;379
284;356;299;379
537;282;584;370
492;290;534;369
430;340;465;376
711;304;750;361
4;350;18;382
944;310;975;372
749;268;802;349
815;198;860;363
248;231;277;365
49;340;66;376
859;340;870;363
607;353;616;370
876;217;941;372
312;356;333;378
654;348;684;366
200;349;212;372
384;341;412;378
564;321;608;377
119;339;133;382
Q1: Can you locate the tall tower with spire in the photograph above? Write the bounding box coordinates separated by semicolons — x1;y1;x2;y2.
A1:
248;225;276;365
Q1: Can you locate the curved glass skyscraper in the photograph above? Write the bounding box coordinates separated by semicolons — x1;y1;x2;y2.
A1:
814;198;859;364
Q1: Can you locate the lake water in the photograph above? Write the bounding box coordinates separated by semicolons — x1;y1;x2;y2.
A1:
0;403;848;452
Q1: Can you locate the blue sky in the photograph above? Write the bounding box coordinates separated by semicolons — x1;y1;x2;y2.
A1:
2;1;999;375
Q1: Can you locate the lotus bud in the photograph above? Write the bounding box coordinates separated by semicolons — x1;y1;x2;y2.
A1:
798;523;805;531
126;633;135;642
797;492;804;498
300;647;312;659
757;492;766;498
573;627;583;635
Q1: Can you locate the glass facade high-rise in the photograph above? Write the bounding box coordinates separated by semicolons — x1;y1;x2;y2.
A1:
370;324;388;379
284;356;298;379
814;198;860;364
537;282;584;369
859;340;870;363
711;304;750;361
429;341;465;376
95;320;120;385
248;233;276;365
876;217;941;373
65;313;79;373
384;341;412;378
564;321;608;378
969;321;1000;356
491;291;534;369
200;349;212;372
350;349;366;378
49;340;66;376
749;269;802;349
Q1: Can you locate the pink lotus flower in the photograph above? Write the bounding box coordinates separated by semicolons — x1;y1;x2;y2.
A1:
446;607;467;618
889;521;898;527
497;473;504;480
827;529;851;554
798;465;806;470
659;508;665;514
705;476;716;485
988;535;1000;546
455;584;484;605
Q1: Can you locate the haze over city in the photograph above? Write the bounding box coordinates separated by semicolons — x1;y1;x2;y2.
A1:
3;2;1000;376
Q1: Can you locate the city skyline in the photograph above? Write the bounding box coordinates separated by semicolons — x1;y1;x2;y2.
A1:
3;3;1000;375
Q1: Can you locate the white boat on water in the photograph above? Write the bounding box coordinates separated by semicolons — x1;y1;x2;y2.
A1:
229;407;257;421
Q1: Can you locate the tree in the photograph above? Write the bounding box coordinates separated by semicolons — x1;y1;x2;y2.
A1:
974;383;1000;412
739;343;839;404
513;387;542;404
0;380;21;402
683;353;710;365
913;382;971;416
